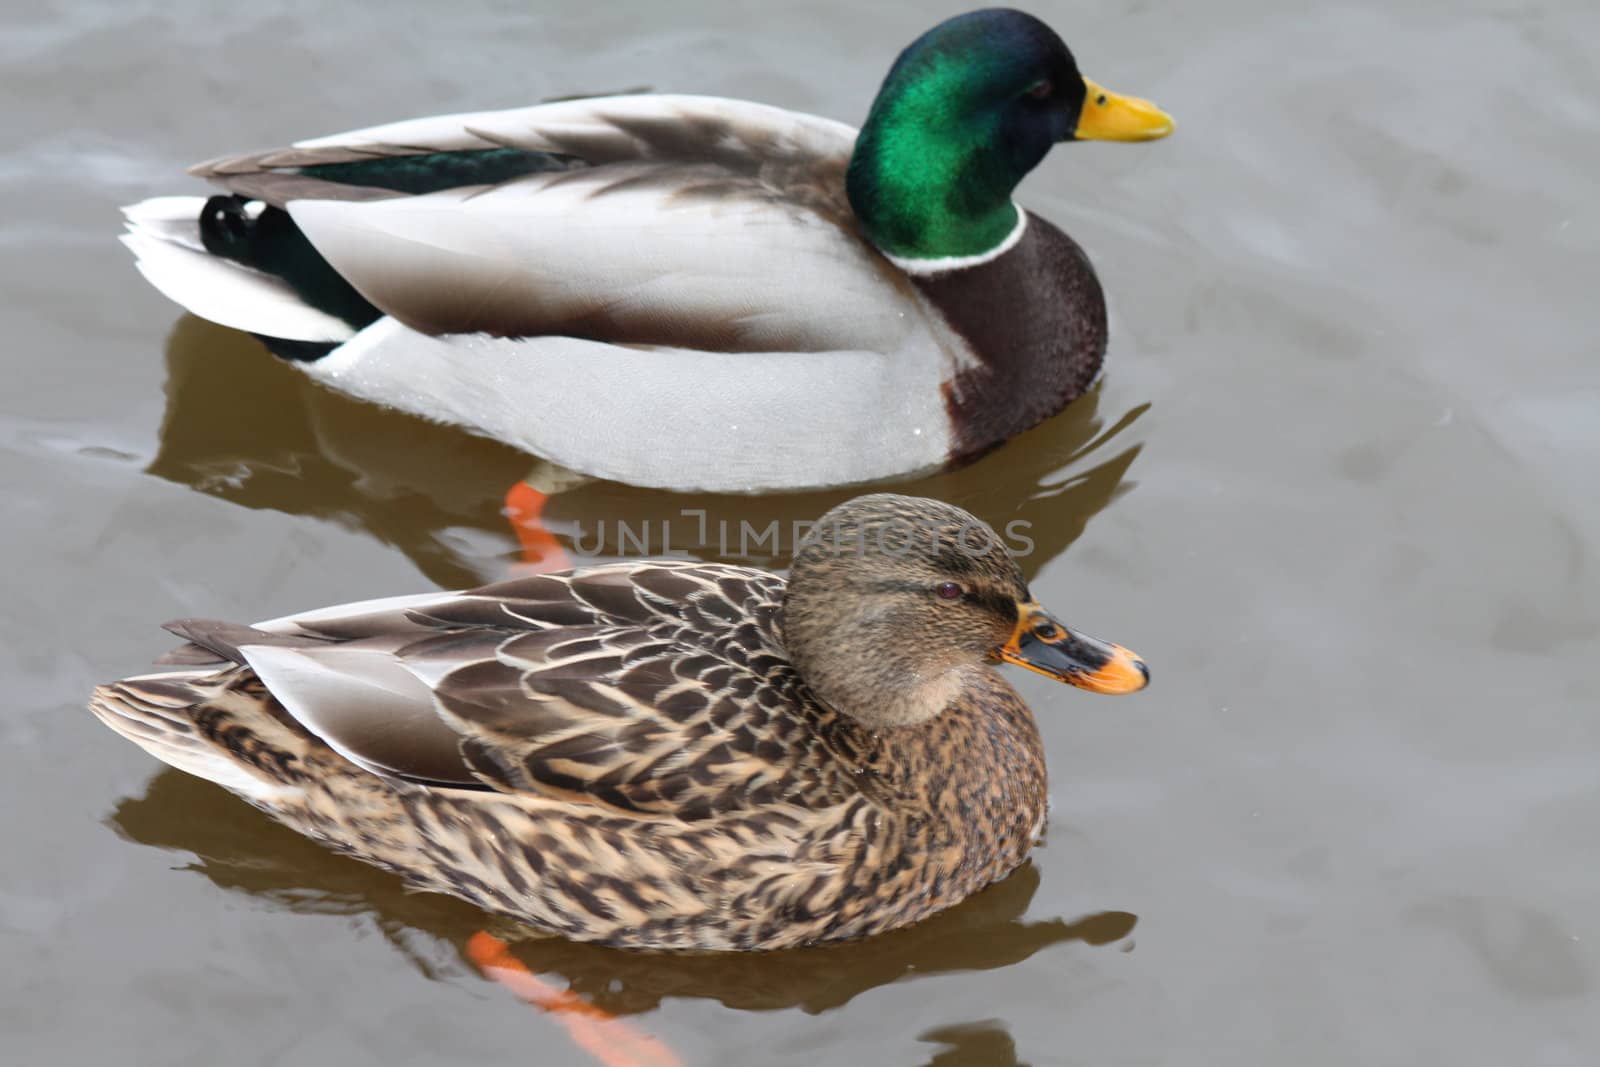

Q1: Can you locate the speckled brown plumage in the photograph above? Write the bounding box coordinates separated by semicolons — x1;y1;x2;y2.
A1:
88;495;1145;951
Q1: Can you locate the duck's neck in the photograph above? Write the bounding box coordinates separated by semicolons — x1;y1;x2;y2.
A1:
846;97;1037;266
807;660;971;730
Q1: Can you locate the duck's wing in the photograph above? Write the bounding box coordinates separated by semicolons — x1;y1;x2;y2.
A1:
194;94;916;355
192;94;855;207
164;562;869;818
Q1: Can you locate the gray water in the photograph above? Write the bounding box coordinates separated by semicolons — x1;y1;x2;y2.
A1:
3;1;1598;1064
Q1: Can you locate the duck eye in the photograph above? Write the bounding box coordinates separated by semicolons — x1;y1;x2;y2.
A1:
1027;79;1053;100
934;581;965;600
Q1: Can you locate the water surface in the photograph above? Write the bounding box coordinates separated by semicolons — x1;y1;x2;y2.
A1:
3;1;1597;1063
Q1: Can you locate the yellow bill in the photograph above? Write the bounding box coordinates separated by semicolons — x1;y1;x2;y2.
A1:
1076;77;1175;142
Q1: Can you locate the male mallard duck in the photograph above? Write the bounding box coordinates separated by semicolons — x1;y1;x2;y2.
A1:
119;9;1171;494
91;494;1148;950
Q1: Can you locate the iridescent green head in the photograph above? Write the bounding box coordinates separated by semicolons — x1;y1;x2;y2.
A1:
846;8;1173;265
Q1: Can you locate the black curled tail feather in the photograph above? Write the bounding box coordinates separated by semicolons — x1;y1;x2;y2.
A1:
199;194;254;259
196;195;382;339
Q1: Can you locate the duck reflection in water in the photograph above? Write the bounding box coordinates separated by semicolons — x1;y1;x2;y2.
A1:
147;316;1147;587
113;769;1134;1059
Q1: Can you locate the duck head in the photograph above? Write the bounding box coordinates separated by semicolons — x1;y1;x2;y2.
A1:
782;494;1148;729
846;8;1174;264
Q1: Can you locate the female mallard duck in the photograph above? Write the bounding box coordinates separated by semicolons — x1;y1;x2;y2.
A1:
119;9;1171;494
91;494;1148;950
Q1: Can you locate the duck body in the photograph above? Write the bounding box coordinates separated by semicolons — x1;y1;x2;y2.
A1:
92;563;1047;950
91;495;1148;950
119;11;1171;493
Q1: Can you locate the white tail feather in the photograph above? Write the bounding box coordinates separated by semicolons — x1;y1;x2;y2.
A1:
119;196;357;344
121;196;212;251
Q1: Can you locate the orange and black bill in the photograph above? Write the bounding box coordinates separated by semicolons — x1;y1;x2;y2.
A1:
996;602;1149;694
